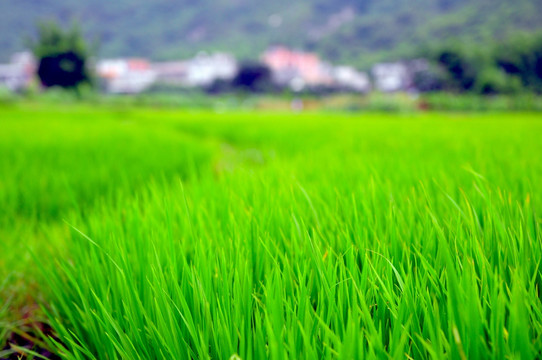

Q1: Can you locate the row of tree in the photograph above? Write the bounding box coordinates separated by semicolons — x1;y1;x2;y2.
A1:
427;33;542;94
27;22;275;94
28;21;542;95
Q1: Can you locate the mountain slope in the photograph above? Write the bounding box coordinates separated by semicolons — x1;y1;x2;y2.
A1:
1;0;541;66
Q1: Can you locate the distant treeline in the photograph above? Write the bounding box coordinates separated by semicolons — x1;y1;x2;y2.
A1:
2;0;541;67
425;32;542;94
20;19;542;98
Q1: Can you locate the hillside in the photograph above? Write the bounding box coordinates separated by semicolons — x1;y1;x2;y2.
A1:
1;0;541;66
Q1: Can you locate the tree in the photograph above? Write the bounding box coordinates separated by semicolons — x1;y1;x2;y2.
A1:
494;32;542;93
436;48;479;91
474;67;522;95
28;21;92;89
231;62;273;93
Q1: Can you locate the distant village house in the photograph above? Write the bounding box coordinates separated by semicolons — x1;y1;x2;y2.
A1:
97;52;238;93
372;59;429;93
96;58;157;94
262;46;334;91
181;52;237;87
333;66;371;93
262;46;370;92
0;48;430;95
0;51;36;92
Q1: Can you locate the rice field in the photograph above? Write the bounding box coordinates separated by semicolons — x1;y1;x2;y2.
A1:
1;103;541;359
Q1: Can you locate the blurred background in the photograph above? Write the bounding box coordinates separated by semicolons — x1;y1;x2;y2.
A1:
1;0;542;110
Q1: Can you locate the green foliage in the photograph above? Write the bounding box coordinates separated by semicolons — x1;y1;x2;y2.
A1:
1;104;541;358
28;21;93;89
434;45;480;91
421;93;542;111
232;62;274;93
0;87;17;105
28;21;89;60
474;67;523;94
430;32;542;94
1;0;541;67
494;32;542;92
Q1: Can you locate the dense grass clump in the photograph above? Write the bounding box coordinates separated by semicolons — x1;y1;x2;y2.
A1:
1;104;541;359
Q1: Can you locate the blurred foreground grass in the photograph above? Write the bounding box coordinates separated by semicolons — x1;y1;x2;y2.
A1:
1;103;541;359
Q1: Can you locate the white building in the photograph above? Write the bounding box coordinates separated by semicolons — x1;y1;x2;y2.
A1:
184;52;237;87
372;62;409;93
96;58;157;94
151;53;237;88
0;51;36;91
262;46;334;90
371;59;431;93
152;61;188;85
333;66;371;93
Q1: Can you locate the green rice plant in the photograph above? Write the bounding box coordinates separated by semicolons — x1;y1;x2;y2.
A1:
1;104;541;358
41;168;542;359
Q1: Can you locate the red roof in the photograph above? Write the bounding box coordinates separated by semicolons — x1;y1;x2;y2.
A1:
127;59;150;71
